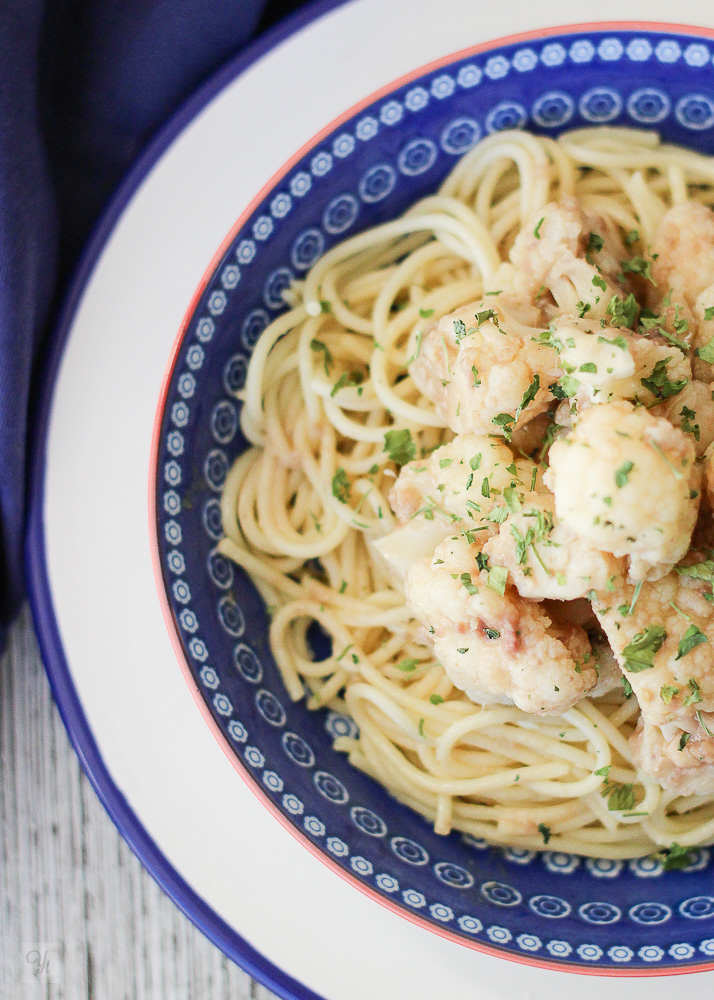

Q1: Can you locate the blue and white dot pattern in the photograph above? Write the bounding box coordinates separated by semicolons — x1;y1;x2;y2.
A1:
579;901;622;925
358;164;397;203
397;138;438;176
233;643;263;684
157;29;714;970
314;770;349;804
629;902;671;925
255;689;286;727
350;806;387;837
391;837;429;866
281;732;315;768
481;881;522;907
434;862;474;890
529;894;571;919
223;354;248;395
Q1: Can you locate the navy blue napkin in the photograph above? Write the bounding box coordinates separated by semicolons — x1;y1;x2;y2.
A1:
1;0;306;644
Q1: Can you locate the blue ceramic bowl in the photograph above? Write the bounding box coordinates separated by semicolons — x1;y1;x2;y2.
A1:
153;26;714;974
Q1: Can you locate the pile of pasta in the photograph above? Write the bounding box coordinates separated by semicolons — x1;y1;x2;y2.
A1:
219;128;714;858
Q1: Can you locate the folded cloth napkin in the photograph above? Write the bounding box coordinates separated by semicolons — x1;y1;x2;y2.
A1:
1;0;306;648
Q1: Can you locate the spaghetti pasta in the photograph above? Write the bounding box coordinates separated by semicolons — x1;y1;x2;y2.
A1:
218;127;714;858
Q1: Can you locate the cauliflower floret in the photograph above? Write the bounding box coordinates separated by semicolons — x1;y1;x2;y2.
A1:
593;568;714;794
375;435;542;580
551;318;691;408
409;296;560;436
405;534;599;714
506;197;627;319
631;717;714;797
387;434;542;523
482;491;624;600
542;598;623;697
370;516;454;585
649;202;714;381
589;638;625;699
545;401;701;581
652;380;714;457
593;567;714;729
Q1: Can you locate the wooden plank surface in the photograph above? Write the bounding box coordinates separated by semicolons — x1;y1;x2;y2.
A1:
0;606;280;1000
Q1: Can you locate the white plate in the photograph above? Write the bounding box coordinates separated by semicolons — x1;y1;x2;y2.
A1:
27;1;714;996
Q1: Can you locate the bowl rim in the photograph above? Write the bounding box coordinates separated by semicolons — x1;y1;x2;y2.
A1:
150;19;714;977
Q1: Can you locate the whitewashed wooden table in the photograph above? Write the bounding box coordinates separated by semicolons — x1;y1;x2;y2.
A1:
0;606;281;1000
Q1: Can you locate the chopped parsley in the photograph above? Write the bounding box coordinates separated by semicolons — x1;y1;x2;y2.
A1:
614;460;634;488
594;765;611;778
680;405;701;441
469;453;482;471
331;468;351;503
603;782;636;811
606;293;638;330
383;428;416;465
620;255;655;284
430;693;444;705
460;573;479;595
331;370;364;397
475;308;497;327
586;232;604;254
487;566;508;595
533;217;544;239
419;307;434;318
641;357;688;400
679;732;690;751
534;327;563;352
684;677;703;706
677;561;714;582
660;685;680;704
396;658;420;672
696;337;714;363
592;274;607;292
598;333;628;351
705;306;714;321
484;506;508;525
503;486;522;513
515;374;540;421
481;476;490;498
511;524;533;565
439;458;453;469
656;842;693;871
310;338;333;375
549;375;580;399
408;329;423;364
676;624;708;660
621;624;667;672
472;365;481;387
453;318;468;343
625;229;640;245
483;627;501;640
537;823;552;844
492;412;516;440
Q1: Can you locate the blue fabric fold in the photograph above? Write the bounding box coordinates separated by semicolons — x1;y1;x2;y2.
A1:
1;0;305;643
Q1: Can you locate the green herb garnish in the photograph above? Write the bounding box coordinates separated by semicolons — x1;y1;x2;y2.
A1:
622;625;667;672
383;429;416;465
